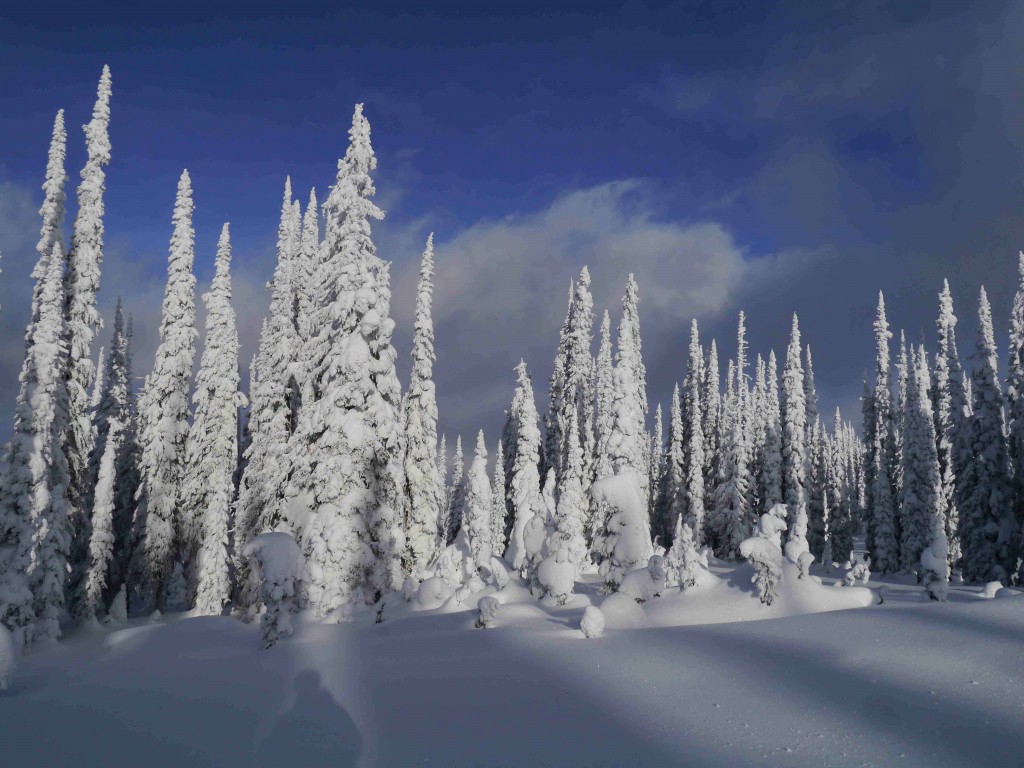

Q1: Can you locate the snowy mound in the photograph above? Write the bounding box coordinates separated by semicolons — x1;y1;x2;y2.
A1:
640;560;872;628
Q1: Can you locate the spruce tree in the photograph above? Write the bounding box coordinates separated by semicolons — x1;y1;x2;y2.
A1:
110;314;139;598
804;344;819;431
65;66;113;606
712;370;751;560
447;436;466;545
402;234;442;578
613;275;649;496
760;350;783;514
81;418;122;623
0;244;72;646
552;405;589;570
131;170;198;612
683;320;707;543
507;361;544;572
655;384;685;550
491;441;508;557
702;340;721;515
1006;254;1024;575
182;225;244;615
934;280;964;574
465;431;494;567
544;282;573;480
236;179;299;556
781;314;809;562
869;292;899;573
298;105;405;613
29;111;67;331
900;345;943;576
959;288;1013;582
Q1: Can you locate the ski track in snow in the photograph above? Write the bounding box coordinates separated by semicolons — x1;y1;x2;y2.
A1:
0;560;1021;768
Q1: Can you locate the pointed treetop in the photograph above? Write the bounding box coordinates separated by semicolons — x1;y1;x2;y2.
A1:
85;66;112;165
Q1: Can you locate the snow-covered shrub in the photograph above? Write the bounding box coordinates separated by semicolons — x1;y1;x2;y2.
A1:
164;561;189;612
475;596;501;628
0;623;17;691
920;529;949;602
537;549;576;604
620;556;669;603
414;576;455;611
796;551;815;580
760;504;788;548
107;585;128;623
592;472;653;591
844;561;871;587
668;520;713;590
580;605;605;639
739;536;782;606
244;532;307;649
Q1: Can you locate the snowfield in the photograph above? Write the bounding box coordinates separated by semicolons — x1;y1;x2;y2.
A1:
1;559;1021;768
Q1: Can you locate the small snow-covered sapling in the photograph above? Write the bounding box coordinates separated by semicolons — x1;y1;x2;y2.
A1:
580;605;605;639
476;596;501;628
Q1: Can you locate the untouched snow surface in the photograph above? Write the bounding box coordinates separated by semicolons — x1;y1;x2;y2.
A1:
0;557;1021;767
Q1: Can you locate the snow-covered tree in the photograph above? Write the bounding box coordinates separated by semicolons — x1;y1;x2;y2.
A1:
28;111;67;331
0;244;72;646
65;66;112;608
88;301;129;500
491;441;508;557
654;384;684;549
549;409;589;572
402;234;442;578
899;345;943;577
702;340;721;513
740;506;788;606
1006;254;1024;574
648;403;665;527
446;436;466;545
804;344;818;430
236;179;300;558
507;361;544;572
958;288;1013;583
589;310;614;549
868;292;899;574
297;104;405;615
130;170;198;612
81;418;122;623
711;363;751;560
464;431;494;568
780;315;809;564
760;350;783;515
558;268;595;491
544;282;573;480
683;320;707;542
109;313;139;599
182;225;245;616
243;533;306;649
933;279;964;574
611;277;648;486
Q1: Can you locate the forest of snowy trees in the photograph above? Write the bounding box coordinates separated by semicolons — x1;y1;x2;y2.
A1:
1;67;1023;651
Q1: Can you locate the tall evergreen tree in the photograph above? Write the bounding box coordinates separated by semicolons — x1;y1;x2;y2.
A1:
236;179;299;556
181;225;244;615
760;351;784;514
402;234;442;578
81;418;122;623
1006;253;1024;576
544;282;573;480
702;340;721;514
507;361;544;572
655;384;684;549
683;320;707;543
869;292;899;573
109;314;139;598
491;441;508;557
130;170;197;612
900;345;943;576
612;278;648;484
446;436;466;545
65;66;112;605
465;431;494;567
781;314;809;562
711;367;751;560
958;288;1013;582
804;344;818;430
29;111;67;332
297;104;405;614
0;244;72;646
934;280;964;574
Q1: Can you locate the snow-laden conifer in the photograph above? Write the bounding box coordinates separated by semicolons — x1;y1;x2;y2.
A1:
702;340;721;511
781;314;810;562
131;170;197;612
868;292;899;573
491;441;508;557
0;244;72;646
464;432;494;568
236;179;299;556
655;384;684;549
1007;255;1024;569
446;436;466;545
683;320;707;542
183;225;245;616
760;351;784;514
900;345;943;577
959;288;1013;582
65;67;113;590
558;267;595;491
507;361;544;572
933;280;964;574
298;105;405;613
711;365;751;560
549;410;589;573
804;344;818;430
589;310;615;550
611;277;649;488
402;234;442;578
28;111;67;330
81;418;122;623
544;282;573;480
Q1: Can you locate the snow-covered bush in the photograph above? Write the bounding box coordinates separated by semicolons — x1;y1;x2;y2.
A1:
796;551;815;580
981;581;1004;599
475;596;501;628
244;533;307;649
739;536;782;606
537;548;576;604
164;561;189;612
0;623;17;691
107;585;128;623
667;519;713;590
580;605;605;639
844;561;871;587
592;472;653;591
920;528;950;602
619;556;668;603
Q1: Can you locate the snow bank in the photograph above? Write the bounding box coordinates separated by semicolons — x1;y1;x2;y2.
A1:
598;592;650;630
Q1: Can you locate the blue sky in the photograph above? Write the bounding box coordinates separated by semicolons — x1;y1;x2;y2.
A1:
1;2;1023;445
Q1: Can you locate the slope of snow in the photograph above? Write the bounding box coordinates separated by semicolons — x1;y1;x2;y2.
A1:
0;562;1020;767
